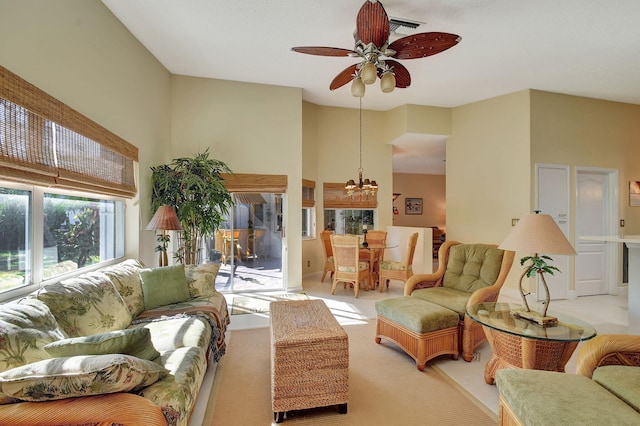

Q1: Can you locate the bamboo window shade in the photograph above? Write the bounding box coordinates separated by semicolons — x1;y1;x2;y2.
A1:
302;179;315;208
221;173;287;193
0;66;138;198
323;182;377;209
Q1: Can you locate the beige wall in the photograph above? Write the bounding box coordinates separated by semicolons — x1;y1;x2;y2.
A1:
301;102;322;276
170;76;304;289
0;0;172;266
392;173;446;229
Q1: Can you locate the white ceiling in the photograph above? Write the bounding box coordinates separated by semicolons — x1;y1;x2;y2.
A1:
102;0;640;174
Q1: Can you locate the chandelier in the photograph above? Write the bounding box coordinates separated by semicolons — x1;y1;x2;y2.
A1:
345;98;378;200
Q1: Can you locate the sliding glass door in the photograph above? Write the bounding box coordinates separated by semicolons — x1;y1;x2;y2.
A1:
208;192;284;292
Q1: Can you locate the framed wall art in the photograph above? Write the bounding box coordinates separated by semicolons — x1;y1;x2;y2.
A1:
630;181;640;206
405;198;423;215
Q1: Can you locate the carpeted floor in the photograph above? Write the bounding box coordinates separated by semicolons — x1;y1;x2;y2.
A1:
203;319;497;425
231;293;309;315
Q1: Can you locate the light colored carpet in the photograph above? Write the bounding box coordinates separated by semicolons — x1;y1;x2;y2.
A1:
231;293;309;315
204;319;497;425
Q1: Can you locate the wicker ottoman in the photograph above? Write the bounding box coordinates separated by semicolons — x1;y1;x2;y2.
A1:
375;297;459;371
270;299;349;423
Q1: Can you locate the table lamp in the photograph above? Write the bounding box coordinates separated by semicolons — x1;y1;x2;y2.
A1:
499;211;576;326
145;205;183;266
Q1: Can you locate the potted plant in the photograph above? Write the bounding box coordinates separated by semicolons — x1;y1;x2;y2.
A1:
150;149;233;264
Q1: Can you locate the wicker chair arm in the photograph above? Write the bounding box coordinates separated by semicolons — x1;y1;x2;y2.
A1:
467;285;501;306
404;273;440;295
576;334;640;378
0;393;168;426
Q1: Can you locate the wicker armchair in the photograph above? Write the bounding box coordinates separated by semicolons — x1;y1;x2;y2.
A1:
404;241;514;361
576;334;640;378
360;230;387;287
330;234;371;298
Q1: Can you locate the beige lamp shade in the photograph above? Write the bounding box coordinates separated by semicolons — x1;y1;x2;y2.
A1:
145;205;183;231
380;72;396;93
499;213;576;255
351;77;365;97
361;62;377;85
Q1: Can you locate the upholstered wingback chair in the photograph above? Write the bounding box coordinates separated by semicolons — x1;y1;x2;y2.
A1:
404;241;515;361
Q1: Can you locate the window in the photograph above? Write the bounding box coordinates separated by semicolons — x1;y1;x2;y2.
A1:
324;209;375;235
0;181;125;297
302;179;316;239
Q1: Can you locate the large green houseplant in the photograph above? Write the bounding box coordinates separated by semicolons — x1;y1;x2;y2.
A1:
150;149;233;264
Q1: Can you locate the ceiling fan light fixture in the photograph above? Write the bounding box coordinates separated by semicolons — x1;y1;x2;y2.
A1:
351;76;365;97
361;62;377;84
380;71;396;93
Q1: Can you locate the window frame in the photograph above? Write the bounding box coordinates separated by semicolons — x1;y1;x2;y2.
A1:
0;179;126;302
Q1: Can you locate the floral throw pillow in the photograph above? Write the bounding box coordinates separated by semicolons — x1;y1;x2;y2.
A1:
34;272;132;337
184;263;220;297
0;354;168;401
100;259;146;317
0;298;67;374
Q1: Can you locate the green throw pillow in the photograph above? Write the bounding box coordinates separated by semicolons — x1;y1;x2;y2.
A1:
0;354;168;401
44;327;159;360
140;264;190;310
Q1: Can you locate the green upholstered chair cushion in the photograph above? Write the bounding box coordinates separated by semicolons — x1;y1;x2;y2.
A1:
336;262;369;273
140;265;190;311
44;327;159;361
100;259;146;317
0;298;67;374
593;366;640;413
375;297;459;334
184;263;220;298
380;261;406;271
496;369;640;426
411;287;471;317
33;272;132;338
443;244;504;293
0;354;167;402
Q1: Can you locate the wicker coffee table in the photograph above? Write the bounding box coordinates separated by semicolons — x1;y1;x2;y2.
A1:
270;299;349;423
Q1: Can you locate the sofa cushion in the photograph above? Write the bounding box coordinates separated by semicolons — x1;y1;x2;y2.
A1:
137;346;208;426
443;244;503;293
129;315;211;354
0;354;168;402
184;263;220;298
44;327;160;361
33;272;132;337
140;265;191;311
496;368;640;426
411;287;471;317
0;298;67;373
100;259;146;317
593;366;640;413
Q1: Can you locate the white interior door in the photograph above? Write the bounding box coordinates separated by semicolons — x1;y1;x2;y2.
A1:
575;170;610;296
536;164;570;300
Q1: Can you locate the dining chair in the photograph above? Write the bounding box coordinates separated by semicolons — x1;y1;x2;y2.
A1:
330;234;371;298
360;230;387;288
379;232;418;292
320;230;335;282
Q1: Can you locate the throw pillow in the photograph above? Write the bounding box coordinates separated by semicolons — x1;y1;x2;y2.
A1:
0;354;168;402
0;298;67;374
140;264;190;311
100;259;146;317
184;263;220;297
44;327;160;360
33;272;132;338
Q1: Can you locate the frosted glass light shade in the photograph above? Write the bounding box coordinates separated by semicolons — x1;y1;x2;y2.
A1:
380;72;396;93
361;62;377;85
351;77;365;97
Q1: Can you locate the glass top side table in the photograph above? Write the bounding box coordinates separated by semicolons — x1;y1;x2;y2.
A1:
467;302;597;384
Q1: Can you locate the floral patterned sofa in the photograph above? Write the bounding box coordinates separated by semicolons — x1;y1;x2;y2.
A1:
0;259;229;426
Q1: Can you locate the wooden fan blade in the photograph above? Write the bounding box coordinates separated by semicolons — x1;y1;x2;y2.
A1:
330;64;359;90
291;46;356;57
388;32;461;60
355;0;389;47
385;60;411;88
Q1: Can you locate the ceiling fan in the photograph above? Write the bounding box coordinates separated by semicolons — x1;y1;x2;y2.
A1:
291;0;461;97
